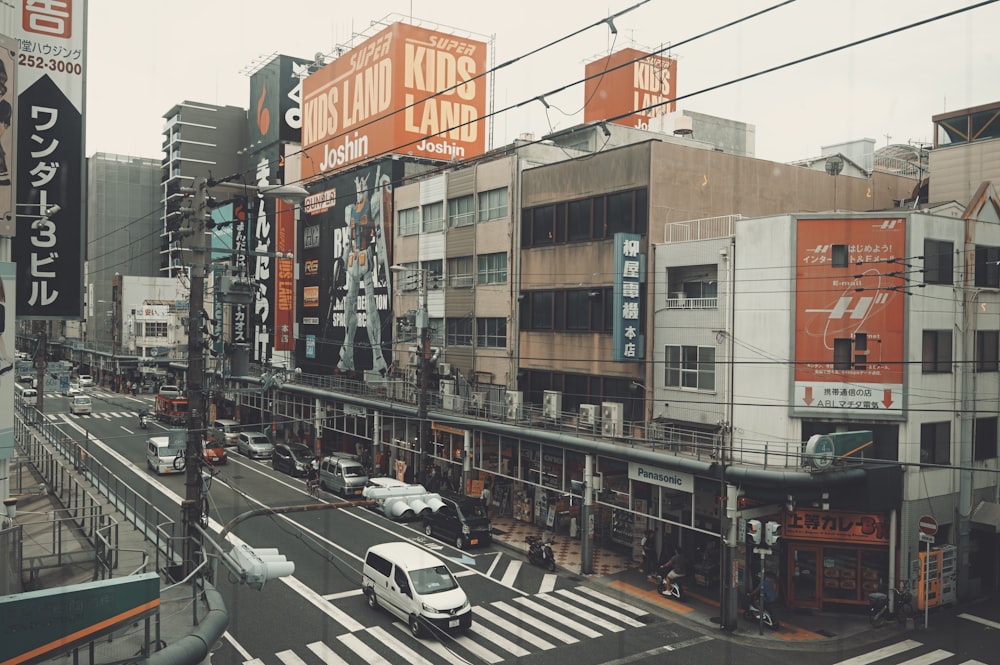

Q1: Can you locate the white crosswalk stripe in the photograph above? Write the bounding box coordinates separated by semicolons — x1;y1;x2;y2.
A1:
337;633;392;665
895;651;952;665
554;588;646;627
825;639;981;665
830;640;924;665
305;641;349;665
511;594;603;638
499;559;521;587
573;585;649;616
473;605;557;650
366;625;437;665
531;592;627;633
489;600;579;644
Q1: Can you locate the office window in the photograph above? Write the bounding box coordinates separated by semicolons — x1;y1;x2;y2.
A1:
974;417;997;461
448;195;474;228
567;198;592;242
477;252;507;284
566;291;590;330
447;256;474;288
975;245;1000;288
399;207;419;236
476;317;507;348
832;245;849;268
421;259;443;288
920;421;951;466
664;345;716;391
976;330;999;372
446;318;472;346
924;239;954;285
478;187;508;222
422;201;444;232
922;330;952;373
531;205;554;245
144;322;167;337
530;291;553;329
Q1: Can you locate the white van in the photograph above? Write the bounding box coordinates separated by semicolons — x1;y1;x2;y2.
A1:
21;387;38;406
318;454;369;497
362;541;472;638
211;419;242;446
146;435;185;475
70;394;92;415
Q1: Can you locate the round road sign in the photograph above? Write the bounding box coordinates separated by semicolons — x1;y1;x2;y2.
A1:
918;515;938;536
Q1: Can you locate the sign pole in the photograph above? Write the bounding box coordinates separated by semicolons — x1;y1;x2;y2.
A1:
924;538;930;630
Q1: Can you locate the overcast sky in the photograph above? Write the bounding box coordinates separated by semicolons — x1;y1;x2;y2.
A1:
86;0;999;164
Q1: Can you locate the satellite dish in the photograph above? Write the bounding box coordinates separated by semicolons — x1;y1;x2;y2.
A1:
825;155;845;176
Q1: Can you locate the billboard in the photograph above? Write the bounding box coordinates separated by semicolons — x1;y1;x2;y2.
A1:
583;47;677;131
248;53;312;147
296;158;401;378
11;0;86;320
0;34;16;238
612;232;644;361
301;22;487;179
0;262;13;460
793;217;906;417
246;147;284;365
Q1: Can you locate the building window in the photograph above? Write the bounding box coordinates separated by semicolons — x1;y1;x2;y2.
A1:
447;256;474;288
448;194;474;228
422;201;445;232
144;322;168;337
396;262;420;291
664;345;716;391
922;330;952;373
477;252;507;284
832;244;849;268
975;245;1000;288
920;421;951;466
974;417;997;461
567;198;593;242
924;239;954;285
446;317;472;346
528;291;553;329
476;317;507;348
833;338;852;370
399;207;419;236
976;330;999;372
478;187;508;222
421;259;443;288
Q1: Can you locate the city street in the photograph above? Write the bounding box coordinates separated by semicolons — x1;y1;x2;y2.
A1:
41;388;1000;665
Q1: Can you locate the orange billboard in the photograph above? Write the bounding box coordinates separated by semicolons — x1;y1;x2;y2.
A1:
583;48;677;130
793;217;906;416
302;22;487;179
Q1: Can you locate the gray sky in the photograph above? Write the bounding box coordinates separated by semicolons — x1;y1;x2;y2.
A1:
86;0;999;164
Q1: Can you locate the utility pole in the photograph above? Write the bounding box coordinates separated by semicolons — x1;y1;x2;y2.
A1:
416;269;430;481
181;179;209;577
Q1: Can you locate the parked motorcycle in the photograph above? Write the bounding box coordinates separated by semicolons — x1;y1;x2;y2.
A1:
525;535;556;571
743;595;780;630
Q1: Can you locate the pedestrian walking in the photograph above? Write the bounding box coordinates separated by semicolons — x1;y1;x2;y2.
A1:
480;481;491;518
641;530;656;574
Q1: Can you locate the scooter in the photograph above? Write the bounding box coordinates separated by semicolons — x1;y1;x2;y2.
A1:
525;535;556;571
649;571;684;601
139;410;149;429
743;595;780;630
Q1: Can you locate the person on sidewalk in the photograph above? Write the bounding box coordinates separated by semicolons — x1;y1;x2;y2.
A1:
641;530;656;574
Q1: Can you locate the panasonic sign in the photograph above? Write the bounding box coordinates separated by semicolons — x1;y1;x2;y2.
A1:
628;462;693;493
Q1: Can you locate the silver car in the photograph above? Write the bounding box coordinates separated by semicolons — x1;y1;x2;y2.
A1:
236;432;274;460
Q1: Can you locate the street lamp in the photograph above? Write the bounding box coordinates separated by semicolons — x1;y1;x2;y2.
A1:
390;265;431;481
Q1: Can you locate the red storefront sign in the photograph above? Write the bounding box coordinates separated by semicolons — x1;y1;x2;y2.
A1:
783;509;889;545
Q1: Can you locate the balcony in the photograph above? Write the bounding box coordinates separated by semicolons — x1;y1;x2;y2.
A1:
666;295;717;309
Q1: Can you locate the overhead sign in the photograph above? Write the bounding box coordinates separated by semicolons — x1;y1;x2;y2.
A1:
583;47;677;130
628;462;693;493
301;22;488;178
918;514;938;536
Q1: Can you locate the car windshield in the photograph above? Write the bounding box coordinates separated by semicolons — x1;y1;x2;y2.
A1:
409;565;459;595
165;444;185;456
458;500;487;519
289;445;313;461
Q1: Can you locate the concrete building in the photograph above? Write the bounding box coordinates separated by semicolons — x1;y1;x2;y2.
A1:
929;100;1000;206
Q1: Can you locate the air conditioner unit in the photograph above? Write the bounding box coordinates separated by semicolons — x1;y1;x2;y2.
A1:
438;362;452;377
440;379;455;396
543;390;562;420
504;391;523;420
442;394;466;412
470;392;486;410
601;401;624;437
579;404;599;427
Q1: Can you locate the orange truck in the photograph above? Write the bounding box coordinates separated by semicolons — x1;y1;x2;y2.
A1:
154;394;189;426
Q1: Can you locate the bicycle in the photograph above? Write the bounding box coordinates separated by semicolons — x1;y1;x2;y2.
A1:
869;582;914;628
306;477;320;498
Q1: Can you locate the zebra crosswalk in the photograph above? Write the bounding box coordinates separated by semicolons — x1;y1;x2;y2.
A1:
242;586;661;665
45;409;146;421
829;638;986;665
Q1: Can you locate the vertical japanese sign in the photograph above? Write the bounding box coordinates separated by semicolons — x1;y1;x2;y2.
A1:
247;148;282;364
273;197;293;351
0;34;16;238
0;262;14;460
793;217;906;416
12;0;86;320
613;232;643;361
301;22;487;178
229;197;250;347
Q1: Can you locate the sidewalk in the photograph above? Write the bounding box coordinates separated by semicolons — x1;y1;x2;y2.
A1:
487;514;885;648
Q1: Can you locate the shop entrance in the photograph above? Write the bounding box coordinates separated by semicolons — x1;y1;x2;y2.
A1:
788;544;821;609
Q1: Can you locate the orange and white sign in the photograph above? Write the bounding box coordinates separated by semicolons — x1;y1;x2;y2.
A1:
793;217;906;415
583;48;677;130
302;22;487;178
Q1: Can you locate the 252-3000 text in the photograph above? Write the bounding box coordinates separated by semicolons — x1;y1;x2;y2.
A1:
18;54;82;75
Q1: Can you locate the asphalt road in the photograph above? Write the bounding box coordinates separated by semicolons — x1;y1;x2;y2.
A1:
41;390;1000;665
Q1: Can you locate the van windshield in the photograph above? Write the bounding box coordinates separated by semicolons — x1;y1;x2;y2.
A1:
343;464;364;477
409;565;459;595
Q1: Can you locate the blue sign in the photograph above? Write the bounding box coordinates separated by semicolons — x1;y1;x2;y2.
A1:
306;334;316;359
612;232;644;361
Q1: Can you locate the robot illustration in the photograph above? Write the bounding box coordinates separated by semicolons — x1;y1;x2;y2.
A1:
328;167;391;375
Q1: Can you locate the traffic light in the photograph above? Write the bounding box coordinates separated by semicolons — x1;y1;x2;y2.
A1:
765;521;781;547
747;519;762;545
230;543;295;590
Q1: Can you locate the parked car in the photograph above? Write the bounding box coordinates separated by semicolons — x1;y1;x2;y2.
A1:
158;385;182;399
210;419;242;447
236;431;274;460
271;442;315;477
423;492;492;549
77;374;94;388
17;371;34;384
202;438;227;466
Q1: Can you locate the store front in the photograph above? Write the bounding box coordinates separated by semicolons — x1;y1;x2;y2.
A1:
783;508;890;610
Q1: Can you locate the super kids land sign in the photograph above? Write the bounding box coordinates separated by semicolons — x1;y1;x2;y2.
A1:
302;22;487;178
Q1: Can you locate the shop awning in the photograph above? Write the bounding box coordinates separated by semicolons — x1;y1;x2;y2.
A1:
971;500;1000;533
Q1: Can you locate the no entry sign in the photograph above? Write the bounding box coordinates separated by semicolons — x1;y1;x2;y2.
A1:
918;515;938;536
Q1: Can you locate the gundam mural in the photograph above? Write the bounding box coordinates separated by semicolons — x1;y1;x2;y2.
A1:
297;159;400;378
